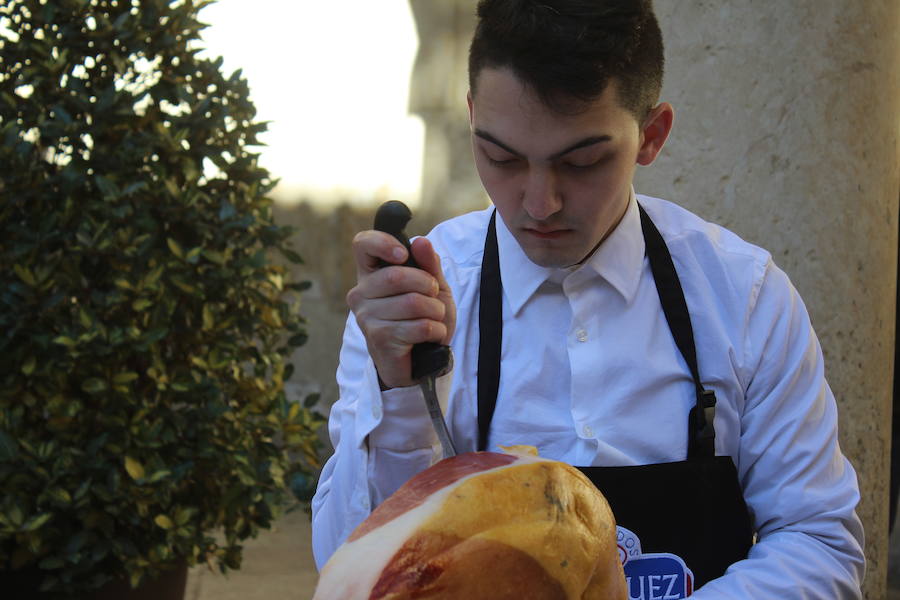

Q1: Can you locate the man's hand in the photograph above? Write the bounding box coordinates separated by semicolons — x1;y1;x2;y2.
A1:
346;231;456;390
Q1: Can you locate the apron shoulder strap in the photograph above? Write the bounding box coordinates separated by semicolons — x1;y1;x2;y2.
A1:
638;204;716;459
477;210;501;452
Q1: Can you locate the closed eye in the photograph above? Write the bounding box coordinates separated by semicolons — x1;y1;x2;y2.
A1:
562;153;611;171
487;155;520;167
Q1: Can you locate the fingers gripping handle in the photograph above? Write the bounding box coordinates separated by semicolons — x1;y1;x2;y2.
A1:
374;201;453;381
374;200;417;268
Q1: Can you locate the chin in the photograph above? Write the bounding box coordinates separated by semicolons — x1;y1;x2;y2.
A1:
523;249;582;269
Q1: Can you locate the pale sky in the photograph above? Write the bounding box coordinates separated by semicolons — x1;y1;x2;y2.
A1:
198;1;424;206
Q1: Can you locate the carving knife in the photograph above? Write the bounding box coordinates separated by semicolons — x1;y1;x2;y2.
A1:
374;200;457;459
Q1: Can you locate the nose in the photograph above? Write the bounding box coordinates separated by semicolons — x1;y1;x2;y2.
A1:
522;167;562;221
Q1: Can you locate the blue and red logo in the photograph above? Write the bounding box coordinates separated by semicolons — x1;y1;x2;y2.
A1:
617;526;694;599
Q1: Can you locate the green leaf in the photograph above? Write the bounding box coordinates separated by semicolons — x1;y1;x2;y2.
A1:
37;441;56;459
248;249;267;268
49;487;72;505
186;247;203;263
14;264;37;286
81;378;107;394
0;431;19;460
203;249;225;265
132;298;153;311
170;277;197;295
113;11;129;30
286;281;312;292
147;470;171;483
164;178;180;198
113;372;139;385
52;105;73;125
174;507;195;526
94;175;119;199
167;237;184;259
39;556;66;570
74;480;91;501
288;333;308;347
22;513;53;532
21;356;36;375
53;336;77;347
8;505;23;527
124;456;145;480
154;514;174;530
65;531;89;555
202;304;215;331
278;247;303;264
144;328;168;344
144;265;165;288
122;181;148;197
303;393;320;409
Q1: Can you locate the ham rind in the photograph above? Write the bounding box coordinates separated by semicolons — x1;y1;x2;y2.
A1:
313;451;626;600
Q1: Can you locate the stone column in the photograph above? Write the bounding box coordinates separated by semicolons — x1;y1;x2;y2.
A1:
409;1;900;597
636;4;900;597
408;0;486;222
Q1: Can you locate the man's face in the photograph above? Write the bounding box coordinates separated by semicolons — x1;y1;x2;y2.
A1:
468;68;655;268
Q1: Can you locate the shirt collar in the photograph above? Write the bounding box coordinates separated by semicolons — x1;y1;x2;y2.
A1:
495;188;645;316
582;189;645;302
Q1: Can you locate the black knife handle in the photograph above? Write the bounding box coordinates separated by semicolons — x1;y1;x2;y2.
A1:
373;201;453;381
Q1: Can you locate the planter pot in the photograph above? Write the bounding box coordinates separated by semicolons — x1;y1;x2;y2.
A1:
0;563;187;600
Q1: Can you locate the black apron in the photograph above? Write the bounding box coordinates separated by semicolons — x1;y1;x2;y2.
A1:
476;207;754;593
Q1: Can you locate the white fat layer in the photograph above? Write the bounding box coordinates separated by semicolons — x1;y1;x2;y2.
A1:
312;454;547;599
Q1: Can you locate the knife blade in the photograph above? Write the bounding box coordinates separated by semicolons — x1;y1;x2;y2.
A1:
373;200;457;459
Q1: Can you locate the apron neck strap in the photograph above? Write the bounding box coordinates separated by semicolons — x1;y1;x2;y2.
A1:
477;210;502;453
477;204;716;458
637;204;716;458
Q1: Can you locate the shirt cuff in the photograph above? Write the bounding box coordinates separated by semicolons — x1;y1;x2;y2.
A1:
368;369;452;452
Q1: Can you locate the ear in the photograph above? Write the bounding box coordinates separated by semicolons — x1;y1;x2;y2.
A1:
636;102;674;166
466;90;474;129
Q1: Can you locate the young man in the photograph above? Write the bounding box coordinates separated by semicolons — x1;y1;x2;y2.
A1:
312;0;865;596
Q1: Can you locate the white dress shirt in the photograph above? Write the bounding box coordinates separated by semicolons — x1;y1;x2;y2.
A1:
311;192;865;598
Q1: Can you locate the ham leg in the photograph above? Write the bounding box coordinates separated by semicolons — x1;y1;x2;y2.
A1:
313;449;626;600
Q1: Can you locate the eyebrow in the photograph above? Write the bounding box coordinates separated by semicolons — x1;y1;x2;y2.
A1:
473;128;612;160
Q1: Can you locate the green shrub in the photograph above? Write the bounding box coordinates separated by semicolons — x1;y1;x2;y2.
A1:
0;0;325;593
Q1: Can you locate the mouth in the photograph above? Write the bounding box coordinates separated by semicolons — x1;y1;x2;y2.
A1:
524;227;570;240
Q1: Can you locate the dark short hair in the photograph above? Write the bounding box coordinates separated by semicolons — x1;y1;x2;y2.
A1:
468;0;664;118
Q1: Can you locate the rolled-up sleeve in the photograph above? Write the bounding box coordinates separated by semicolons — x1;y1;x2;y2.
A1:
310;313;444;570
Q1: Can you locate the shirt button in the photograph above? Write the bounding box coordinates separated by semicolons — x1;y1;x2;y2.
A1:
582;424;594;438
576;329;588;342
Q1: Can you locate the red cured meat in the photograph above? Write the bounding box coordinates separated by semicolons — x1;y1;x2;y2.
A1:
349;452;517;542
